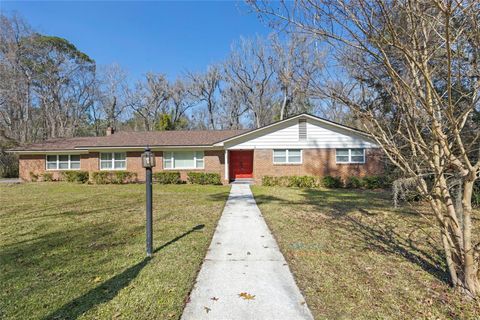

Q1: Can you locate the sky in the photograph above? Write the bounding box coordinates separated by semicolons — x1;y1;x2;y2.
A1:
0;1;272;81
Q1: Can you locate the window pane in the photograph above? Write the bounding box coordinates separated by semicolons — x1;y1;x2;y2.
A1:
101;161;112;170
101;153;112;161
114;161;126;169
336;156;349;163
351;156;365;163
114;152;126;160
59;155;69;162
47;155;57;162
273;150;286;163
288;149;301;163
174;152;195;168
47;162;57;170
336;149;349;156
59;162;69;169
163;152;172;169
195;151;204;168
70;162;80;169
70;155;80;162
351;149;364;156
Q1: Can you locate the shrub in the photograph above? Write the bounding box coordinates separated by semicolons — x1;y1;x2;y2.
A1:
153;171;181;184
29;171;39;182
111;171;137;184
187;172;222;185
91;171;137;184
363;176;389;189
322;176;343;188
262;175;319;188
42;172;54;182
62;171;89;183
345;176;364;189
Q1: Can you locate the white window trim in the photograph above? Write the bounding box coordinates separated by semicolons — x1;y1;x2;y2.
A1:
99;152;127;171
335;148;366;164
163;151;205;170
45;154;81;171
273;149;303;164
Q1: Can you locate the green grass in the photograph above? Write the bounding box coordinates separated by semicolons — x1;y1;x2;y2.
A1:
252;186;480;320
0;182;229;320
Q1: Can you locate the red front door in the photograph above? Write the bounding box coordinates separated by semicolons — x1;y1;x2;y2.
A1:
229;150;254;179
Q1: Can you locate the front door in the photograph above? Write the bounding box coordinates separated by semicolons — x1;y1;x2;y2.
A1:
229;150;254;180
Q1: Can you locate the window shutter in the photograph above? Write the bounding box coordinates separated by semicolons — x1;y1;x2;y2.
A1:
299;119;307;140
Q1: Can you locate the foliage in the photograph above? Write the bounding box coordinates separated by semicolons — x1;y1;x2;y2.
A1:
91;171;137;184
41;172;54;182
187;172;222;185
62;171;89;183
0;151;18;178
29;171;38;182
262;175;319;188
153;171;181;184
344;176;364;189
362;176;389;189
321;176;343;188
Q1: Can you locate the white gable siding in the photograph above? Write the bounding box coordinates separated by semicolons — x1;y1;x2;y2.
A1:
224;119;378;150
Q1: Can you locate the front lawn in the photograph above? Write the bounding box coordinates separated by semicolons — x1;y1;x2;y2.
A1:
0;182;229;320
252;186;480;319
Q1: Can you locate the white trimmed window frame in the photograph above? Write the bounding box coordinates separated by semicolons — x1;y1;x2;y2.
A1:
163;151;205;170
273;149;303;164
99;152;127;170
45;154;81;170
335;148;366;164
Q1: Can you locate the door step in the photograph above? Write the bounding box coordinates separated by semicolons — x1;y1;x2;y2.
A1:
230;178;255;185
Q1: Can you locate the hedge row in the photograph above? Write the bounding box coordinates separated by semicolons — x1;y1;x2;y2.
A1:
29;170;222;185
29;170;137;184
262;175;390;189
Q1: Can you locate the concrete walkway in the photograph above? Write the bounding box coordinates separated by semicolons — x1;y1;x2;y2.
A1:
181;184;313;320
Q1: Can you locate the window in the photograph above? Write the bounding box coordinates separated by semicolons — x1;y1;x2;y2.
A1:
46;154;81;170
336;148;365;163
273;149;302;164
100;152;126;170
163;151;204;169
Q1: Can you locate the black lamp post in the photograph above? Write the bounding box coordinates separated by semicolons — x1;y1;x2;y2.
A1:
142;147;156;257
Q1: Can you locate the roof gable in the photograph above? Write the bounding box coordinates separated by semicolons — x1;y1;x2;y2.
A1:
216;113;376;147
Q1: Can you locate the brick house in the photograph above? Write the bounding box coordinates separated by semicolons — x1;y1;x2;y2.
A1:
11;113;384;183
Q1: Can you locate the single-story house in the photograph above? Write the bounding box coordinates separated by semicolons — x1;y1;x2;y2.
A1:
11;113;383;183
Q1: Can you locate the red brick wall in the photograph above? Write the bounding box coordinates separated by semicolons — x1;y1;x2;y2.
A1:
252;148;383;183
19;150;226;183
19;148;382;183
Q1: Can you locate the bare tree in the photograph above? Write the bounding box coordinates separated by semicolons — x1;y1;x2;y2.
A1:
187;65;221;129
224;36;276;128
270;33;324;119
0;14;34;143
250;0;480;297
127;73;170;131
97;64;129;129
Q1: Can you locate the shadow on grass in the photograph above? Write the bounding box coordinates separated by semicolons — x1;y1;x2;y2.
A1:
252;187;450;285
43;224;205;320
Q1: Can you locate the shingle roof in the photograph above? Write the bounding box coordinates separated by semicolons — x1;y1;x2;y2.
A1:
12;130;249;151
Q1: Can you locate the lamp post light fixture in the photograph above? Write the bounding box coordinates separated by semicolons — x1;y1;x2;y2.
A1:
142;147;156;257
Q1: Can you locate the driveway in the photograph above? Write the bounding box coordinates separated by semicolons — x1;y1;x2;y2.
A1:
0;178;22;184
181;184;313;320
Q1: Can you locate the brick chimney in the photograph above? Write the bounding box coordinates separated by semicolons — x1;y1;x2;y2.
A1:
106;127;115;136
